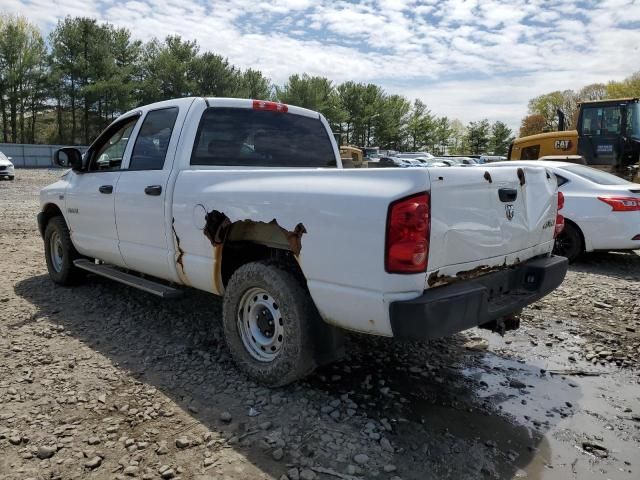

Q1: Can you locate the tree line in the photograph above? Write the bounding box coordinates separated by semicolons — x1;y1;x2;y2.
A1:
0;14;513;154
519;72;640;137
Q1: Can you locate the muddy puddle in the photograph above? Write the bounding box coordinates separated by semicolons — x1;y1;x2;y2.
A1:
310;329;639;479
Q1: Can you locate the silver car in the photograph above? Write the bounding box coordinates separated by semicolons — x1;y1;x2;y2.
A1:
0;152;15;180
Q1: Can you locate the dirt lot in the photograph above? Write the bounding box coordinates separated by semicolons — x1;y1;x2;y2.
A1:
1;169;639;480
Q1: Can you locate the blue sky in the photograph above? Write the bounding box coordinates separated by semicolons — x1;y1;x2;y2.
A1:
5;0;640;130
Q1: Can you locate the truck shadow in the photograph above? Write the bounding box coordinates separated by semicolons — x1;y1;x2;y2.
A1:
13;273;580;479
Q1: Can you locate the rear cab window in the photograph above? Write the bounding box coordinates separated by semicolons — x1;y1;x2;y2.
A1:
190;107;336;168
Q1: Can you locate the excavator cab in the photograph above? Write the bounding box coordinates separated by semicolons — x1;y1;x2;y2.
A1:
509;98;640;181
576;99;639;175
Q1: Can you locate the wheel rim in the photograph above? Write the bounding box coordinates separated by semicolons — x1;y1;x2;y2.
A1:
49;230;64;273
554;230;575;258
237;287;284;362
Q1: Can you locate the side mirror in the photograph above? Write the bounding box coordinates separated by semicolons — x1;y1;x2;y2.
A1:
54;147;83;171
7;156;12;161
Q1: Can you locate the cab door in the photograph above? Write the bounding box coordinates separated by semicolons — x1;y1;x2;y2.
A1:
114;103;186;281
65;114;140;266
578;104;623;167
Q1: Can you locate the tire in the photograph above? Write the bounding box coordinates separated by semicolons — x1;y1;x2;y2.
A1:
553;222;583;262
44;216;84;285
8;176;14;181
222;261;319;386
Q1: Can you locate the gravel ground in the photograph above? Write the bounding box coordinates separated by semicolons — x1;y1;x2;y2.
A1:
1;169;639;480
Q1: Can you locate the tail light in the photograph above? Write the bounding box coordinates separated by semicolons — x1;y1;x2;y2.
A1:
554;191;565;238
252;100;288;113
385;192;430;273
597;196;640;212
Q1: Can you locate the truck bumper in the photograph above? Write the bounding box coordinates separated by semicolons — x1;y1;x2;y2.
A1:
389;255;568;341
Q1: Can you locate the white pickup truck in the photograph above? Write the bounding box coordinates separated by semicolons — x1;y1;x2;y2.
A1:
38;97;568;386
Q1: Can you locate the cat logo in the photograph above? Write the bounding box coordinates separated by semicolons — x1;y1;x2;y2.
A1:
554;139;572;150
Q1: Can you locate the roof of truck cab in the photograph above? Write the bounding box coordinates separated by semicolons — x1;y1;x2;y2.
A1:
204;97;320;118
119;97;321;120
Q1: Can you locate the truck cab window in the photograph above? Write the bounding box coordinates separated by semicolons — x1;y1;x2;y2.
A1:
190;108;336;168
130;107;179;170
89;117;138;171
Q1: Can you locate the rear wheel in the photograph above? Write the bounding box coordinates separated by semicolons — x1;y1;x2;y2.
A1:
44;216;84;285
553;222;583;262
8;176;14;181
222;261;318;386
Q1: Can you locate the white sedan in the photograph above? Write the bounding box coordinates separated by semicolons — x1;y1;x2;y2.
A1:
0;151;15;180
492;160;640;261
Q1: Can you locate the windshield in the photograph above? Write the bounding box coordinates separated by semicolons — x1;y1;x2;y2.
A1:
559;164;632;185
581;105;623;136
628;103;640;138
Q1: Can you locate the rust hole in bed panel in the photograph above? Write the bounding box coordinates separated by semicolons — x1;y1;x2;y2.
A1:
203;210;307;256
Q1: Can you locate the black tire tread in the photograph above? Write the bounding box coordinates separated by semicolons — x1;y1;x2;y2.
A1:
222;260;318;387
553;222;583;263
44;216;83;285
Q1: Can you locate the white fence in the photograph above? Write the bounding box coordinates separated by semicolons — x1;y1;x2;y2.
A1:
0;143;88;168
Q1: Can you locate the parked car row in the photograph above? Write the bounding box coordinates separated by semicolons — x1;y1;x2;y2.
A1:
432;156;479;166
366;151;507;167
377;156;446;168
375;153;479;168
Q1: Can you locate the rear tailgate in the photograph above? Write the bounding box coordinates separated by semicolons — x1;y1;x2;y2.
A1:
427;166;558;286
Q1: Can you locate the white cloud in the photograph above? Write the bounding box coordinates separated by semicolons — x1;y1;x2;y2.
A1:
4;0;640;131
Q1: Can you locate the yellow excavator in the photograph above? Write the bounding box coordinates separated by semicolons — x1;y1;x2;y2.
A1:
509;97;640;182
339;145;364;168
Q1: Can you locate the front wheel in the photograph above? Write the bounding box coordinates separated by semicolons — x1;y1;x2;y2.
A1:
553;222;583;262
222;261;318;386
44;216;83;285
